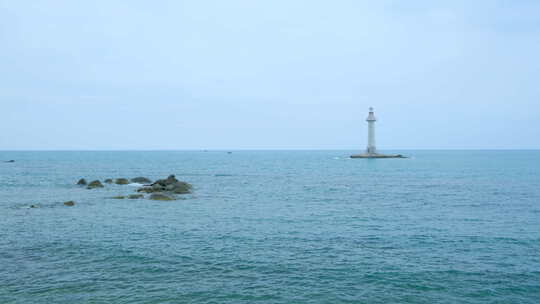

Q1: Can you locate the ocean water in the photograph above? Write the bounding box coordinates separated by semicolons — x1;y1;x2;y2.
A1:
1;150;539;303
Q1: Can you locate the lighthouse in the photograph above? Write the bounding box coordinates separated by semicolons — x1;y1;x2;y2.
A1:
350;107;406;159
366;107;377;155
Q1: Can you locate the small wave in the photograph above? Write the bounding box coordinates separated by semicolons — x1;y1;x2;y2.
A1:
128;183;144;187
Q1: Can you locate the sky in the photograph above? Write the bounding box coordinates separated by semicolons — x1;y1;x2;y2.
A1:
0;0;539;150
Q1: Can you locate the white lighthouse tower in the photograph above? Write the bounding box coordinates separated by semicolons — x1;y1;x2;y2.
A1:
351;107;405;158
366;107;377;155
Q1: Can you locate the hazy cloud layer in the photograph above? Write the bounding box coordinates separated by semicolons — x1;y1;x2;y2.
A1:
1;0;539;149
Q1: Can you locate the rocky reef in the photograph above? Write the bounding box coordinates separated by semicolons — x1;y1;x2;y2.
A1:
137;175;192;195
29;175;191;209
137;175;192;200
74;175;192;201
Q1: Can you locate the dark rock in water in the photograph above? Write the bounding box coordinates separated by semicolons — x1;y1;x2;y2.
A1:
5;160;15;163
128;194;144;199
136;183;165;193
64;201;75;206
104;178;113;184
153;175;178;187
170;181;192;194
137;175;192;195
137;187;154;193
76;178;87;185
131;177;152;184
87;180;104;189
149;193;175;201
111;196;125;199
115;178;129;185
30;204;37;208
152;183;165;191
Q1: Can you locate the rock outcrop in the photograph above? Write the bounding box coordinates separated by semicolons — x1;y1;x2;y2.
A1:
131;177;152;184
115;178;129;185
168;182;192;194
155;175;179;186
64;201;75;206
137;175;192;195
72;174;190;199
87;180;104;189
136;175;192;200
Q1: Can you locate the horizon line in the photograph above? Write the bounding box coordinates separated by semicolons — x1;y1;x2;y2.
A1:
1;148;540;152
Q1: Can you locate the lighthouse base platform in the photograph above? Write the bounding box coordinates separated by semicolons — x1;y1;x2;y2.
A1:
350;153;406;159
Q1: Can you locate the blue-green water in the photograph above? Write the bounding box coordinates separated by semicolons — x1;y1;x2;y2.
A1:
1;150;540;303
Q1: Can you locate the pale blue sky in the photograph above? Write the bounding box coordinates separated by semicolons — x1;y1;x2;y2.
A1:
1;0;539;150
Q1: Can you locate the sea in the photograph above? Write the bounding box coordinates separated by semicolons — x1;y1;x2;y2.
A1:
1;150;539;303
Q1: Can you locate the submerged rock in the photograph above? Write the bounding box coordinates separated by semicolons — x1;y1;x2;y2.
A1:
30;204;38;208
131;177;152;184
87;180;104;189
115;178;130;185
111;196;126;199
5;160;15;163
64;201;75;206
149;193;175;201
76;178;87;185
104;178;113;184
128;194;144;199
